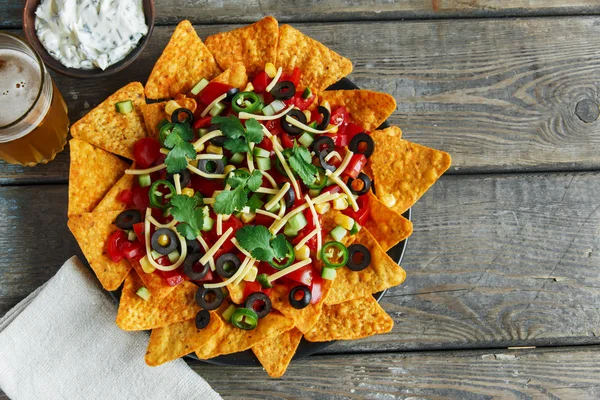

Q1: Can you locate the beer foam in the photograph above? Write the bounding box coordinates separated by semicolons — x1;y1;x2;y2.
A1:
0;49;42;127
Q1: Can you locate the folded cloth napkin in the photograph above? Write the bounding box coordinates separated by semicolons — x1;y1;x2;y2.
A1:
0;256;221;400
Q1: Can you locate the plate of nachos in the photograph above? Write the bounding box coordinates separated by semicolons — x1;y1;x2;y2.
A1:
66;17;451;378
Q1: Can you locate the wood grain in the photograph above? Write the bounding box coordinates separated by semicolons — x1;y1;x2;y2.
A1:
2;171;600;353
3;16;600;183
3;346;599;399
2;0;600;28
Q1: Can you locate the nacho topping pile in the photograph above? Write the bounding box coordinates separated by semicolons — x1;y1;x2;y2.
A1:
67;17;451;378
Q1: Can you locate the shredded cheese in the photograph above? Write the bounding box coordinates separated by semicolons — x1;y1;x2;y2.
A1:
144;208;188;271
273;145;301;200
147;215;177;229
201;93;227;117
267;259;313;283
187;164;227;180
193;130;223;150
201;197;216;205
256;187;280;195
263;183;291;211
261;125;284;151
294;228;318;250
233;258;255;286
205;255;250;289
216;214;224;236
160;148;170;155
199;227;233;266
304;195;322;258
174;173;182;194
313;191;342;204
239;104;294;121
326;172;359;211
247;142;255;172
284;115;340;134
231;238;253;259
325;151;343;163
269;203;309;234
278;200;287;219
196;235;216;271
265;66;283;93
125;164;166;175
332;150;354;178
195;154;224;160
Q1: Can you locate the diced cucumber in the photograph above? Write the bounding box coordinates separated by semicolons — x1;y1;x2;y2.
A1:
283;224;300;237
349;222;361;235
167;249;180;263
209;101;226;116
298;132;314;148
115;100;133;114
127;230;137;242
138;173;151;188
202;207;214;231
151;250;162;261
253;146;271;158
136;286;151;301
265;196;281;212
222;304;237;322
241;211;256;224
256;156;271;171
286;212;308;232
190;78;209;95
321;267;337;280
261;104;275;116
229;152;245;164
330;225;348;242
270;100;286;113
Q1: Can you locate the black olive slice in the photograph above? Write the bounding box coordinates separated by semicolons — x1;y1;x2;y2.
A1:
289;285;311;309
209;135;228;147
282;182;296;209
186;238;202;254
319;149;336;172
346;244;371;271
224;88;240;102
171;108;194;125
347;172;372;196
280;108;307;136
215;253;241;278
166;168;191;188
115;209;142;230
315;106;331;131
183;253;210;280
197;158;225;176
311;136;335;154
270;80;296;100
195;309;211;329
348;133;375;159
195;287;223;310
245;292;272;318
151;228;178;255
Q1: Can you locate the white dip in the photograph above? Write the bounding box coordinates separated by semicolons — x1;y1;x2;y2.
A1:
34;0;149;70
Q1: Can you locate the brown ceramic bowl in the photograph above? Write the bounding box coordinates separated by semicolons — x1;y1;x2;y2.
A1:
23;0;155;78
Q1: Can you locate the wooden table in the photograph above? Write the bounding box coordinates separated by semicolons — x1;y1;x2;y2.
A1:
3;1;600;398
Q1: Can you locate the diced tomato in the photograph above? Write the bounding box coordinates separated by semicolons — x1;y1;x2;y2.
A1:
252;71;271;94
330;106;349;135
121;240;144;260
311;108;323;124
117;189;133;206
281;67;301;87
324;133;349;147
193;268;214;283
345;122;364;141
210;215;243;253
132;222;145;245
243;281;263;302
199;82;233;105
107;230;128;263
155;256;171;266
262;287;273;297
254;213;274;228
157;269;184;287
321;185;342;196
291;229;318;252
193;115;213;130
190;175;224;197
257;262;280;276
131;185;150;211
310;272;323;304
286;265;313;286
257;136;274;153
303;208;321;232
280;132;294;149
343;194;370;226
343;154;367;179
284;92;315;111
133;138;161;168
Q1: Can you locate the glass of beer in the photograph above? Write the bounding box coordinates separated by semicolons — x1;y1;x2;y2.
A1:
0;32;69;166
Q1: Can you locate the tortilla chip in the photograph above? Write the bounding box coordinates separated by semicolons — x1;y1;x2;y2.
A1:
145;20;222;99
68;139;129;216
195;312;294;359
93;167;136;213
318;90;396;131
370;132;451;215
305;296;393;342
211;62;248;89
145;315;223;366
70;82;147;159
227;280;245;304
325;227;406;305
364;191;412;252
269;281;332;334
67;211;131;291
276;24;352;92
116;270;200;331
252;328;303;378
205;17;278;77
140;97;197;139
129;258;176;299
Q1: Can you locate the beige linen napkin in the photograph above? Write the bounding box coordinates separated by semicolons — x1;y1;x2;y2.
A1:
0;256;221;400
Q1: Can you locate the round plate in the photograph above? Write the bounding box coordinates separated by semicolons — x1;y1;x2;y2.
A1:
191;78;411;365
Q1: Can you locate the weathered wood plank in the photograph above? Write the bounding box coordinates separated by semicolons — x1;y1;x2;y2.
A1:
3;0;600;28
3;346;599;399
2;171;600;354
3;16;600;183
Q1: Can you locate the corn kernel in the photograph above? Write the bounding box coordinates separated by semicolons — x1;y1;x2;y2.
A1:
206;144;223;155
294;244;310;261
189;159;199;168
334;214;355;230
314;201;331;215
181;188;195;198
381;193;397;208
139;256;155;274
243;265;258;282
321;100;331;113
241;212;256;224
165;100;181;115
244;82;255;92
224;165;236;176
326;124;338;134
303;110;312;121
332;195;349;210
265;63;277;78
158;234;170;247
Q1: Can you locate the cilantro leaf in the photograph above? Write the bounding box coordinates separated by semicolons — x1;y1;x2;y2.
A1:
213;170;263;214
246;170;264;192
244;118;264;144
288;144;318;185
212;116;264;153
235;226;291;262
165;141;195;173
223;138;250;153
212;115;245;140
170;194;204;240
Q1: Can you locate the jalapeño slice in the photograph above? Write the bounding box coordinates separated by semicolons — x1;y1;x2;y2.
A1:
320;241;349;268
231;91;261;114
230;308;259;330
149;180;176;210
268;240;295;270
